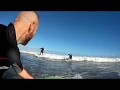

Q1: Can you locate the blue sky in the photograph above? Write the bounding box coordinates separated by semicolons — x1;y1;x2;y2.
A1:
0;11;120;57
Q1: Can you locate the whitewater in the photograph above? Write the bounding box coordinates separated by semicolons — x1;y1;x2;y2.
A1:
20;50;120;62
4;50;120;79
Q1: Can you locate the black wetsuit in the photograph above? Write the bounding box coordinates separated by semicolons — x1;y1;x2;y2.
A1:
0;23;23;79
68;54;72;59
40;48;44;55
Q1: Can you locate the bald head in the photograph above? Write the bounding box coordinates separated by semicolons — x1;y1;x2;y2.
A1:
15;11;39;25
14;11;39;45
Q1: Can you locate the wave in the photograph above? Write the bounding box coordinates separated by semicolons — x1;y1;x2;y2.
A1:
20;50;120;62
70;73;83;79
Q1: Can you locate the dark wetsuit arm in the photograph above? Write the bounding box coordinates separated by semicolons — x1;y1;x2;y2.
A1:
7;47;23;73
12;63;23;73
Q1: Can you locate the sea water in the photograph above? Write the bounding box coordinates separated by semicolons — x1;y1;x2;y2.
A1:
4;51;120;79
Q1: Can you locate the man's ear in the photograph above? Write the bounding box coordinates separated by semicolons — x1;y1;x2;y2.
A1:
28;22;35;33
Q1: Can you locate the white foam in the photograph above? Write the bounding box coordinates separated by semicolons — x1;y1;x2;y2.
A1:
20;50;120;62
71;74;83;79
118;73;120;76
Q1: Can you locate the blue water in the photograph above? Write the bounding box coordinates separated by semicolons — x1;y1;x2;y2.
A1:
4;53;120;79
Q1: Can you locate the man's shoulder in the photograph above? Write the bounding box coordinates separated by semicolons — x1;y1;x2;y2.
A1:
0;24;7;27
0;24;8;38
0;24;7;30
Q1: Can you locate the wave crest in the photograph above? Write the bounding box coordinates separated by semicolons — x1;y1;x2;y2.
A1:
20;50;120;62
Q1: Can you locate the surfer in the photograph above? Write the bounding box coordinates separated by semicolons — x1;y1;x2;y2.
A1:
40;47;44;55
68;54;72;60
0;11;39;79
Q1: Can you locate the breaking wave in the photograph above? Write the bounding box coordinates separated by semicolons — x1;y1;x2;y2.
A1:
20;50;120;62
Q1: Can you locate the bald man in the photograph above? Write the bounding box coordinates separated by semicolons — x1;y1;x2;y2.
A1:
0;11;39;79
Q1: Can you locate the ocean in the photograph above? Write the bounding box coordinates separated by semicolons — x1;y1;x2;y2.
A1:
3;51;120;79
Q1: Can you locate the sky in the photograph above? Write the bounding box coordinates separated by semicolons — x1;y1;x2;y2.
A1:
0;11;120;57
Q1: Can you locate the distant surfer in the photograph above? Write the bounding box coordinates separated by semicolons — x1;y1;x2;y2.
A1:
64;54;72;60
40;47;44;55
68;54;72;60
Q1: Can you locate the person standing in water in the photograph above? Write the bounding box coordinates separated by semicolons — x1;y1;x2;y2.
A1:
40;47;44;55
